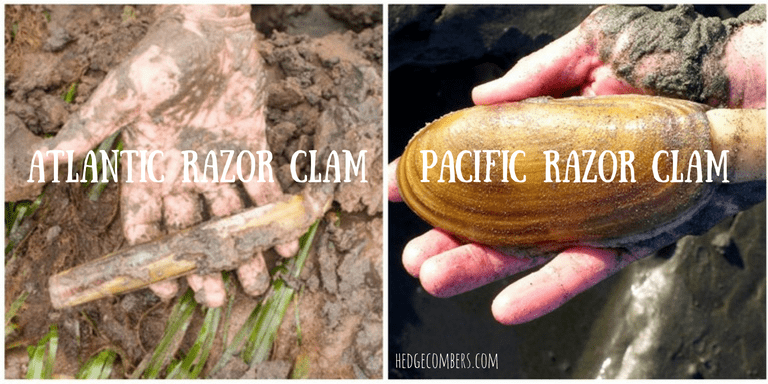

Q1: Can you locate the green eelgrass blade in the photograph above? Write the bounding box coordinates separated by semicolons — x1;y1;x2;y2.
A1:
219;271;236;349
207;299;262;377
243;220;321;365
177;274;231;378
203;272;236;377
242;279;294;364
5;194;44;256
294;285;304;346
289;220;319;278
82;131;120;194
26;325;58;379
6;198;39;237
166;305;221;379
62;82;77;103
290;351;311;379
208;220;320;377
131;289;196;379
76;349;116;379
88;134;122;200
188;306;221;378
43;325;58;379
5;291;29;338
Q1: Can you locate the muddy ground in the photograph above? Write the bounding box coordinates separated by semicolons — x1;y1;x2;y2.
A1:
5;4;382;379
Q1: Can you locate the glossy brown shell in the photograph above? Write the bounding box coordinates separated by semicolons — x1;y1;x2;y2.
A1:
397;95;713;251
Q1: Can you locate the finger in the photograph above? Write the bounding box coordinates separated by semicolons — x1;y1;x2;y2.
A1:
472;27;601;105
181;184;244;306
242;168;284;207
148;280;179;301
419;243;552;298
187;273;226;308
274;241;299;258
402;228;462;277
491;246;635;325
236;251;270;296
198;184;277;300
147;192;203;300
388;158;403;202
122;161;172;299
121;178;163;245
122;184;174;299
163;193;203;230
201;183;243;218
242;169;299;258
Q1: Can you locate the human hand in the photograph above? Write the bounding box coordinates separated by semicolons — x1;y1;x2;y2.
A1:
471;7;643;106
473;5;766;109
393;5;765;324
389;157;650;324
5;5;298;307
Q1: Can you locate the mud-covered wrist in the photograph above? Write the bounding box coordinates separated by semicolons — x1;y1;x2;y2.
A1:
591;5;764;107
721;7;766;108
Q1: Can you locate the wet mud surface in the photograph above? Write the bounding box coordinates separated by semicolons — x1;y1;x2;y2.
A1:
6;4;381;378
388;5;764;379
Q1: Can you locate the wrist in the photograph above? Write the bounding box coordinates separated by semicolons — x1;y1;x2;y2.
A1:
591;5;765;108
721;23;766;108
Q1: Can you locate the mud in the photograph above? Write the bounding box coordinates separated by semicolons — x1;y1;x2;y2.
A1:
6;4;381;379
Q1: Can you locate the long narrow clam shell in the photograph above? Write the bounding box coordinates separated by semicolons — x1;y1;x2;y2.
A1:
397;95;713;251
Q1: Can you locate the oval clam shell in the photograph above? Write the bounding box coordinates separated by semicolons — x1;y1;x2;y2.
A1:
397;95;714;252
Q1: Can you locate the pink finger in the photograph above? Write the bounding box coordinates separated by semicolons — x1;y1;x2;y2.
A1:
122;180;174;314
190;184;251;304
152;192;204;300
472;28;601;105
491;246;628;325
201;183;243;218
187;273;226;308
121;175;163;245
402;228;462;277
237;251;270;296
274;241;299;258
148;280;179;301
163;193;203;230
419;243;551;298
122;176;174;299
388;158;403;202
242;169;284;207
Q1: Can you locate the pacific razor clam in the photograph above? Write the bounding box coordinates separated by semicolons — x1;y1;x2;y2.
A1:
397;95;765;253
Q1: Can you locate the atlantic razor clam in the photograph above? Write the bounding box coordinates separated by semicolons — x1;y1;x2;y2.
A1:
396;95;765;252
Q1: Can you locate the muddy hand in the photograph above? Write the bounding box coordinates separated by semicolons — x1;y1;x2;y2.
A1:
473;5;766;109
7;5;298;307
395;5;765;325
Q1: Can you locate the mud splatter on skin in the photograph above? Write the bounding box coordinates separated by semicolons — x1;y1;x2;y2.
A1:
591;5;765;107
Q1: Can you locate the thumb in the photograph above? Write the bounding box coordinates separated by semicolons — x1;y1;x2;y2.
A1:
472;27;602;105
